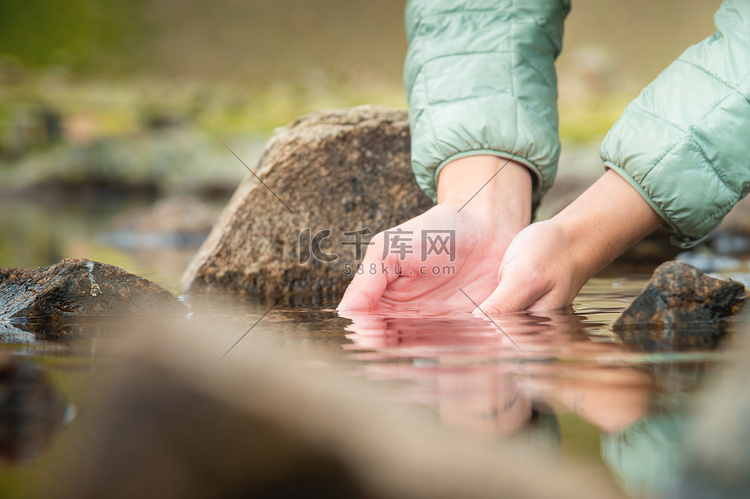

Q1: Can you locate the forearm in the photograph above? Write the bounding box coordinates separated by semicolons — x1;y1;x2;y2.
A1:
550;169;663;277
474;169;664;314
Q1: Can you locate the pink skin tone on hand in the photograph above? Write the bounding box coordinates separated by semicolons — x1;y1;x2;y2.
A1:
338;155;662;314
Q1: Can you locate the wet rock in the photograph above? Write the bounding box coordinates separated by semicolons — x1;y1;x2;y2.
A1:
0;258;185;321
612;261;747;351
725;273;750;289
101;196;216;249
182;105;434;296
0;356;69;466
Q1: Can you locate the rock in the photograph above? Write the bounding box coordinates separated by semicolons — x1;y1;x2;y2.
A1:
612;261;747;351
725;273;750;289
0;258;185;322
100;196;216;249
2;128;252;197
182;105;434;296
109;196;216;235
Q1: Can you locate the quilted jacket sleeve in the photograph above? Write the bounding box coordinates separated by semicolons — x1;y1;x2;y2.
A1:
404;0;571;204
600;0;750;248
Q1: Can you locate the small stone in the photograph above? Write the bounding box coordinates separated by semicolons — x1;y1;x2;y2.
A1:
0;258;185;322
612;261;747;351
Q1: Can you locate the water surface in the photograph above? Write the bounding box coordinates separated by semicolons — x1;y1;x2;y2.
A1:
0;197;742;498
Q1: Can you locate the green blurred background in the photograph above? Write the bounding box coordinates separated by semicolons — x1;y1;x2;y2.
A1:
0;3;727;495
0;0;723;288
0;0;722;141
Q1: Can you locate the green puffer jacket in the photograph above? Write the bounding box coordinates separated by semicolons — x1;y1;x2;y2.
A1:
405;0;750;248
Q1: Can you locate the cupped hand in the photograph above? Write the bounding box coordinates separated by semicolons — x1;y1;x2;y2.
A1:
477;220;587;314
478;170;663;314
337;155;533;312
337;204;519;310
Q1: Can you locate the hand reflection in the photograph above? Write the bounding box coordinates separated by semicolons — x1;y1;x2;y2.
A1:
339;309;655;438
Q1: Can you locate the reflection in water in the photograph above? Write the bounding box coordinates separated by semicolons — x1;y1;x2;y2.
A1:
0;277;741;497
341;310;653;431
0;356;69;466
615;322;730;352
602;404;689;498
339;305;723;497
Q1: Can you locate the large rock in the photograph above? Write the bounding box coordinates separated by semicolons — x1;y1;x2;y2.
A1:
612;261;747;351
182;106;433;296
0;258;185;321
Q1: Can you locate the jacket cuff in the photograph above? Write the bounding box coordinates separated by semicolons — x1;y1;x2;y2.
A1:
603;162;710;249
409;94;559;205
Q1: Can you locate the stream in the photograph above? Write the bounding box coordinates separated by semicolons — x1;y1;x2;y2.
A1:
0;195;743;498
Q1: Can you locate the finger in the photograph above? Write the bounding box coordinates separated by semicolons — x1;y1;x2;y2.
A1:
337;238;397;312
338;267;388;311
476;269;546;316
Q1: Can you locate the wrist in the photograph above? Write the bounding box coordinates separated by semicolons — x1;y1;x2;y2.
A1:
436;155;533;229
549;169;663;276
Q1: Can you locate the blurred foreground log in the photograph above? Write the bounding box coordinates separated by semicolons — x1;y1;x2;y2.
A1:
678;329;750;497
53;319;628;499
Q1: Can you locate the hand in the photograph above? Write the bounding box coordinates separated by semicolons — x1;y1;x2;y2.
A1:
478;170;663;314
337;155;533;312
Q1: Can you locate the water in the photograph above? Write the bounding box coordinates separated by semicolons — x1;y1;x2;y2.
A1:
0;197;743;497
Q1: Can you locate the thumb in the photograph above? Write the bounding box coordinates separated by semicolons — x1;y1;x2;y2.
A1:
337;270;387;311
337;242;397;312
476;268;546;316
